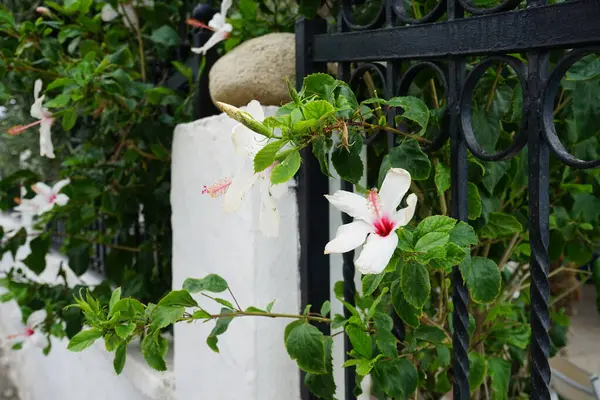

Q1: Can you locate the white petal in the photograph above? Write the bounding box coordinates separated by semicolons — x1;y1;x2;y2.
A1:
29;332;47;349
222;160;259;212
33;79;43;101
52;179;70;194
245;100;264;122
324;221;372;254
39;119;55;159
379;168;412;214
232;124;268;157
259;181;280;237
37;202;54;216
208;13;225;30
190;27;229;55
54;194;69;207
26;309;47;329
355;233;398;275
393;193;418;229
324;190;371;222
220;0;233;18
101;4;119;21
30;95;45;120
32;182;52;197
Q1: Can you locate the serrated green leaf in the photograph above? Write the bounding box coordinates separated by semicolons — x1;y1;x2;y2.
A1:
372;358;418;398
468;182;483;220
158;290;198;308
304;336;336;400
488;357;511;400
346;325;372;358
449;222;478;247
183;274;228;293
115;322;136;340
435;162;451;195
362;272;385;297
414;232;449;253
150;25;179;47
332;130;364;184
312;136;333;177
320;301;330;317
113;342;127;375
142;331;168;371
414;325;446;344
380;139;431;184
391;279;422;328
151;305;184;330
460;255;501;304
67;328;103;352
480;212;523;239
254;140;285;173
271;150;301;184
62;108;78;131
388;96;430;135
415;216;456;238
109;288;122;316
468;352;487;392
285;322;327;374
401;262;430;309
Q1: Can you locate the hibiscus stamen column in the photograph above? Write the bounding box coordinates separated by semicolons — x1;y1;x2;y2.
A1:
448;0;469;397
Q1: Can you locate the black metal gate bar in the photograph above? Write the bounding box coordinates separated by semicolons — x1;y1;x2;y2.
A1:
311;0;600;62
296;16;331;400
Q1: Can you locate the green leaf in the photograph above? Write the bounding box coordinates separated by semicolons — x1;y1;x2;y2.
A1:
414;232;450;253
192;309;211;319
62;108;78;131
468;352;487;392
482;161;510;194
373;313;397;358
416;246;446;264
480;212;523;239
142;331;168;371
566;54;600;81
449;222;478;247
303;100;335;120
320;301;330;317
67;240;91;276
115;323;136;340
312;136;333;177
158;290;198;308
414;325;446;344
183;274;228;293
472;108;501;153
254;140;285;173
388;96;430;135
104;333;121;352
346;325;372;358
400;262;431;309
67;328;103;352
44;93;71;108
460;255;501;304
415;216;456;238
271;150;301;184
285;322;327;374
301;73;339;102
266;300;275;313
435;162;451;195
151;305;185;330
468;183;483;220
391;279;421;328
429;242;468;269
362;272;385;297
206;308;234;353
111;298;145;319
109;288;122;316
381;139;431;183
113;343;127;375
488;357;511;400
331;131;364;184
23;234;51;274
150;26;180;47
304;337;336;400
573;193;600;222
172;61;193;82
372;358;418;398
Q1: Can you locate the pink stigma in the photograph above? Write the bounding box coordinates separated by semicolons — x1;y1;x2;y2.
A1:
7;120;42;136
202;178;232;198
367;189;382;219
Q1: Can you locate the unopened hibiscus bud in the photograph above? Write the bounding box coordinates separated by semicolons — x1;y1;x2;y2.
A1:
36;7;52;16
216;101;272;138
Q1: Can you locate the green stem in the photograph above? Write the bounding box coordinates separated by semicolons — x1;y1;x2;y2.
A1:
353;121;431;145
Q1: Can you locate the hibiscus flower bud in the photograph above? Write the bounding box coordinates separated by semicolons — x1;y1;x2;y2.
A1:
36;7;52;17
216;101;272;138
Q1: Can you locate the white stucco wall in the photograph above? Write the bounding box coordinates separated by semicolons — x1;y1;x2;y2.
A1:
0;215;174;400
171;106;301;400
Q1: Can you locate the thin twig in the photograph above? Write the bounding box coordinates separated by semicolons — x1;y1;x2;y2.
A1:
228;287;242;311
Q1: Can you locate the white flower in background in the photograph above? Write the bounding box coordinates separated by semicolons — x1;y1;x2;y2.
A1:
202;100;288;237
8;80;55;158
30;179;70;215
7;309;47;349
325;168;418;274
101;0;153;29
190;0;233;55
14;194;43;231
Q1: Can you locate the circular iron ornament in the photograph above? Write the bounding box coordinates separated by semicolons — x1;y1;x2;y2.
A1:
458;0;521;15
542;48;600;169
459;55;528;161
341;0;386;31
348;63;388;145
396;61;450;152
391;0;447;24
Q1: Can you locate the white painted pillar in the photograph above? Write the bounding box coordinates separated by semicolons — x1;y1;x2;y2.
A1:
171;106;301;400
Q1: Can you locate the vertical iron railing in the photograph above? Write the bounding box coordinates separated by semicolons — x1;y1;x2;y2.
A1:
296;0;600;399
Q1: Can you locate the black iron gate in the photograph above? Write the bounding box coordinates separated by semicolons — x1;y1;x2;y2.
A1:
296;1;600;399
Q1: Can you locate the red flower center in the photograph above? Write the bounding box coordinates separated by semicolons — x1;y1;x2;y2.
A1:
49;194;57;203
373;216;395;237
25;328;35;337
